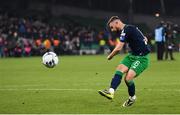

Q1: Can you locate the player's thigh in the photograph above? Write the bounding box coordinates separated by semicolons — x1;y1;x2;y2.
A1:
116;64;129;73
130;56;149;77
124;69;136;81
118;54;133;73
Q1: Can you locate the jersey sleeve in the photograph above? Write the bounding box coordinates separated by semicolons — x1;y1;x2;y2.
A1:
119;28;128;42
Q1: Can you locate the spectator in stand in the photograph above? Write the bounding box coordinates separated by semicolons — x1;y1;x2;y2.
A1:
14;43;23;57
0;35;5;57
24;43;32;56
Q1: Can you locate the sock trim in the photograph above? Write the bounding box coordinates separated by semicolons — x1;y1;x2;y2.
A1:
126;80;134;86
115;70;123;76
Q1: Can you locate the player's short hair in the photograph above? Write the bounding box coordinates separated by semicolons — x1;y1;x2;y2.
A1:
107;16;120;27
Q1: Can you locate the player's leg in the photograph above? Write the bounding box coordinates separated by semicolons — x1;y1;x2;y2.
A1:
123;55;149;107
98;64;129;99
123;69;137;107
110;64;129;92
98;54;132;100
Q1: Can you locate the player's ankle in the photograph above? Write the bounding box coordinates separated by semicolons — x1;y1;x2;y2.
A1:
129;95;136;100
109;88;115;94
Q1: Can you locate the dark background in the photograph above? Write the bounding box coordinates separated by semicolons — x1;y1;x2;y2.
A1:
0;0;180;16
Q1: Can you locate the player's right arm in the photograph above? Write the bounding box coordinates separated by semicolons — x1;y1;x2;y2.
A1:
107;27;127;60
107;41;124;60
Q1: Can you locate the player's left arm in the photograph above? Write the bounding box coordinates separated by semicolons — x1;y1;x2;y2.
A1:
144;36;148;45
136;27;148;45
107;41;124;60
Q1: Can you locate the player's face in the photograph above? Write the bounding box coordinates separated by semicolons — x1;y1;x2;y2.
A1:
109;20;120;32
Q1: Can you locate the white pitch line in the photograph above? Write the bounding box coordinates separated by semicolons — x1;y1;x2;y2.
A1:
0;88;180;92
2;84;47;87
0;88;94;91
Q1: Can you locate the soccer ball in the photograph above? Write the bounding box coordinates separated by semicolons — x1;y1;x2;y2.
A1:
42;52;59;68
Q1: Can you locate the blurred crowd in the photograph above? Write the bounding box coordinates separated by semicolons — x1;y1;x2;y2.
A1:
0;12;179;58
0;12;115;57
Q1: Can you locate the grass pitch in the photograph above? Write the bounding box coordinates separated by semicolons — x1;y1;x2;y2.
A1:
0;53;180;114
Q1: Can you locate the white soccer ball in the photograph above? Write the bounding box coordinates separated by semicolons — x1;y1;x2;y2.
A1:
42;52;59;68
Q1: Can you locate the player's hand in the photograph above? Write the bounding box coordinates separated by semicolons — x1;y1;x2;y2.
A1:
107;55;113;60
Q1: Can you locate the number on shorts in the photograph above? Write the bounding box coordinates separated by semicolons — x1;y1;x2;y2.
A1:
132;61;140;69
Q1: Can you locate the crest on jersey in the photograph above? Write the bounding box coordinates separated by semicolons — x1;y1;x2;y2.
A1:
120;29;126;41
121;30;126;36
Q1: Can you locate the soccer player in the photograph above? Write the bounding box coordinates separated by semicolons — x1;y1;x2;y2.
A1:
98;16;150;107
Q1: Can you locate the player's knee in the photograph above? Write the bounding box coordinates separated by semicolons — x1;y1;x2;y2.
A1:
116;64;128;73
124;77;134;86
124;70;136;81
124;75;133;81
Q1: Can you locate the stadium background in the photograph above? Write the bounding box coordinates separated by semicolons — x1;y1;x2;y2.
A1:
0;0;180;56
0;0;180;114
